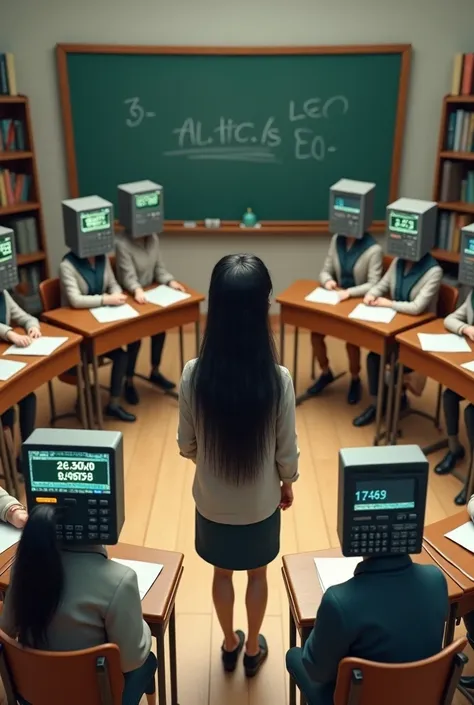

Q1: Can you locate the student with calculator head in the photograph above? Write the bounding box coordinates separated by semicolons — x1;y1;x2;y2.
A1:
115;181;183;404
353;198;442;428
307;180;382;405
59;196;136;423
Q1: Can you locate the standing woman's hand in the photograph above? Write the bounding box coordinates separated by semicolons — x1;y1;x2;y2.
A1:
279;482;294;510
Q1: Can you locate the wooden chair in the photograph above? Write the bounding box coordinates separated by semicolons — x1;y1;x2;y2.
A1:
332;637;467;705
0;629;124;705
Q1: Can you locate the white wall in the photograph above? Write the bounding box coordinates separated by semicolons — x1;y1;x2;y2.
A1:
1;0;473;304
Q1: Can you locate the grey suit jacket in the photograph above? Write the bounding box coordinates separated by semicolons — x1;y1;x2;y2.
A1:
1;545;151;673
368;258;443;315
444;290;474;336
319;235;383;298
0;290;39;341
59;257;121;309
115;233;174;294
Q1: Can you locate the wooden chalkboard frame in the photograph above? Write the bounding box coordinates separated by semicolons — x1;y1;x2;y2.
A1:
56;43;412;235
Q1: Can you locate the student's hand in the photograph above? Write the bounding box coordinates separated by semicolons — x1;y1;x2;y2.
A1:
134;288;147;304
6;331;31;347
103;293;127;306
27;326;41;339
324;280;337;291
6;505;28;529
279;482;294;510
373;297;393;308
338;289;350;301
364;293;376;305
464;325;474;342
169;280;186;292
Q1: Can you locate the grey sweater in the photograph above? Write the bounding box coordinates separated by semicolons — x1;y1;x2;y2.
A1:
115;233;174;294
0;290;39;341
178;360;299;525
367;258;443;315
319;234;383;298
444;292;473;336
59;257;121;309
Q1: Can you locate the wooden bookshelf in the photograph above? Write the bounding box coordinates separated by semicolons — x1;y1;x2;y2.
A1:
0;95;49;294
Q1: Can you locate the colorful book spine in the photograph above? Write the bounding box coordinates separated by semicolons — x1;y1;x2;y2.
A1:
446;112;456;150
462;54;474;95
452;53;465;95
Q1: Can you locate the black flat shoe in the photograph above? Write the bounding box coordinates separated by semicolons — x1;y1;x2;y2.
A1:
347;379;361;405
455;487;468;506
124;382;140;406
243;634;268;678
434;447;465;475
221;630;245;673
104;404;136;423
307;370;334;396
353;404;376;427
150;371;176;391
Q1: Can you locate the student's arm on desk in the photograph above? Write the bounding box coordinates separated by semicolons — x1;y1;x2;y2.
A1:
365;262;392;300
347;246;383;299
276;368;299;483
3;291;39;334
302;589;349;684
444;300;468;336
115;239;140;294
390;266;443;316
319;235;337;287
59;260;105;309
104;259;122;295
177;361;197;461
105;568;152;673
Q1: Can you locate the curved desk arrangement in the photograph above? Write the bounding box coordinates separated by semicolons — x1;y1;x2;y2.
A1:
276;280;435;445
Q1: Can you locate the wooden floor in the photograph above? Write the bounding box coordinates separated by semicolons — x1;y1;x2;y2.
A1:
14;328;474;704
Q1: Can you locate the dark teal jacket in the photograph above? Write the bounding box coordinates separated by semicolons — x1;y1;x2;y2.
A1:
302;556;448;704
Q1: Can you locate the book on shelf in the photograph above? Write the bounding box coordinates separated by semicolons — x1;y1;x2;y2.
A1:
0;169;31;206
0;53;17;96
0;119;25;151
439;161;474;203
14;264;42;315
2;215;39;254
435;212;474;253
445;110;474;152
451;53;474;96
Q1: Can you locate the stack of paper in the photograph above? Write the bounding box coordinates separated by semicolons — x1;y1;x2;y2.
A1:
314;557;362;592
417;333;471;353
0;359;27;380
304;287;339;306
348;304;396;324
112;558;163;599
144;285;190;308
91;304;139;323
0;522;21;552
462;360;474;373
445;521;474;553
3;337;68;357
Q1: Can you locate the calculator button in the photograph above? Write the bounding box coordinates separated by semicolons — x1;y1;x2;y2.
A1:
393;524;404;531
360;543;367;551
88;533;99;540
65;533;74;541
382;540;388;547
409;513;417;520
352;526;360;533
88;524;97;531
382;533;388;539
400;532;408;539
381;547;388;553
369;525;377;531
361;525;369;531
100;500;109;506
88;499;97;506
391;540;400;547
396;513;407;521
375;532;381;540
100;533;110;541
99;524;109;532
99;509;110;516
88;509;98;516
392;532;400;539
360;533;368;540
75;533;83;541
369;533;375;540
376;515;389;521
405;524;417;530
56;524;63;530
368;541;374;548
65;525;74;531
74;525;83;532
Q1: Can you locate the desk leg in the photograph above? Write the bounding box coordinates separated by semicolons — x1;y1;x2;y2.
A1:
91;342;104;430
81;346;95;429
156;623;167;705
179;327;185;373
289;608;297;705
0;420;13;496
384;350;397;446
298;628;312;705
280;322;285;366
444;603;458;646
76;363;88;430
373;348;387;446
390;362;404;446
293;328;299;393
169;606;179;705
195;321;201;356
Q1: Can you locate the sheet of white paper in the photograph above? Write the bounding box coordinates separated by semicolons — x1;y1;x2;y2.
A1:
90;304;139;323
0;359;27;380
314;557;362;592
304;287;340;306
0;522;21;553
445;521;474;554
111;559;163;599
144;285;191;308
462;360;474;373
417;333;471;353
3;336;68;357
348;303;396;324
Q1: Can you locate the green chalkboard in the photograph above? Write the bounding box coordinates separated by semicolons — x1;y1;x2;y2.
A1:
58;46;411;225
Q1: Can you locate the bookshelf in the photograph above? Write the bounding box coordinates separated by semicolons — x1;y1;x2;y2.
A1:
0;95;48;305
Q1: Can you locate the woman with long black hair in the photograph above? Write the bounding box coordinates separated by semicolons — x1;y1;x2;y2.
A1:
1;505;157;705
178;253;299;677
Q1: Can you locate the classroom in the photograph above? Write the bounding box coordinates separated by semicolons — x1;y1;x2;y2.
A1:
2;1;474;704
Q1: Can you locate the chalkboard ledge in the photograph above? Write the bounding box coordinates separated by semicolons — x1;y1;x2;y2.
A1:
115;221;386;236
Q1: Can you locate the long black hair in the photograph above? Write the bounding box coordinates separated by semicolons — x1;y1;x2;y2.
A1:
10;505;64;648
192;253;282;485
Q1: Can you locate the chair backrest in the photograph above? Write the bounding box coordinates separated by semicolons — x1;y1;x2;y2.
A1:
39;277;61;312
0;629;124;705
437;283;459;319
333;637;467;705
382;254;393;274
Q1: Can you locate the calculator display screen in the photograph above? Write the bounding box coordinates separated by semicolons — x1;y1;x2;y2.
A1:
354;479;415;511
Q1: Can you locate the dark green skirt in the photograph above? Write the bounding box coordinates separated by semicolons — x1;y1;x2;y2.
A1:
195;508;281;571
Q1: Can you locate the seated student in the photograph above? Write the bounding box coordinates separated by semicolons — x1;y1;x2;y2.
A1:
115;231;183;404
353;198;442;427
459;494;474;691
1;505;156;705
0;487;27;528
286;447;448;705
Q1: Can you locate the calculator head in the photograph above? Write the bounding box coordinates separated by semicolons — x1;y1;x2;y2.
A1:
328;179;375;239
0;226;18;291
386;198;437;262
459;223;474;287
62;195;115;258
337;445;428;558
118;180;163;238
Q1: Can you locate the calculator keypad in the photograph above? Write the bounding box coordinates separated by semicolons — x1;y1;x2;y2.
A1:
347;513;419;556
56;498;112;542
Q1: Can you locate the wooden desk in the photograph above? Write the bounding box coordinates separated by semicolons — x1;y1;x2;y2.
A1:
276;280;435;444
282;547;463;705
0;541;184;705
42;287;205;429
0;323;85;495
